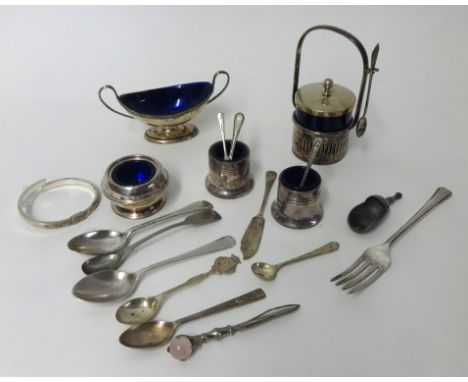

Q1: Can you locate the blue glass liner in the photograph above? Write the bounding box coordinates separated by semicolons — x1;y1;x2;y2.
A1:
119;82;213;116
111;159;156;186
294;110;353;132
280;166;321;192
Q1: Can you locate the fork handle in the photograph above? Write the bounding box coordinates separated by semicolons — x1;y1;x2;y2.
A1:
384;187;452;246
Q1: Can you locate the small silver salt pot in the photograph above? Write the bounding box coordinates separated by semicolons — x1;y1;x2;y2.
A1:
101;154;169;219
271;139;323;229
205;140;254;199
271;166;323;229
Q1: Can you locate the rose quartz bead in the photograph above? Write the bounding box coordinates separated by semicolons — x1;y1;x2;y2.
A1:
168;336;193;360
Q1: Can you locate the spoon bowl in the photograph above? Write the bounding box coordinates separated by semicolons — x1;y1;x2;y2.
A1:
73;270;137;302
82;253;123;275
68;230;128;255
251;262;278;281
116;296;160;324
120;321;177;348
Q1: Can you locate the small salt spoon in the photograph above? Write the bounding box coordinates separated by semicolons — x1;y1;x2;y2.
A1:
299;137;323;188
167;304;300;361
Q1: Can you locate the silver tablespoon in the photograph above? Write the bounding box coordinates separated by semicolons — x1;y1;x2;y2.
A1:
72;235;236;302
251;241;339;281
116;254;240;324
81;209;221;275
68;200;213;255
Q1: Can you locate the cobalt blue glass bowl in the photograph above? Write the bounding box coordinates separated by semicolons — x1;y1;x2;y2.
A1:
98;71;230;144
102;154;169;219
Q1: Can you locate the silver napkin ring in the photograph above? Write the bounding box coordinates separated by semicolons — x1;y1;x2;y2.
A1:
18;178;101;229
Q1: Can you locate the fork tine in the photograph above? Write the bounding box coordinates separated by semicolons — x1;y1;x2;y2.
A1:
348;269;383;294
330;256;365;283
342;265;378;290
334;260;370;286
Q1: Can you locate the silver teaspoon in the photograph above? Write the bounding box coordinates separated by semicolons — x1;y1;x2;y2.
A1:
72;235;236;302
68;200;213;255
81;209;221;275
116;254;240;324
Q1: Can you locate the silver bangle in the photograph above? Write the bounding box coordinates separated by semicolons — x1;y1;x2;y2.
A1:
18;178;101;229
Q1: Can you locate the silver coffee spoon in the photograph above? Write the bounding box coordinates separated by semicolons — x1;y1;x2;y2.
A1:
116;254;240;324
81;209;221;275
251;241;339;281
68;200;213;255
72;235;236;302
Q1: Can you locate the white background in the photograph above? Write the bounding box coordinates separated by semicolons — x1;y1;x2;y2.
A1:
1;5;468;377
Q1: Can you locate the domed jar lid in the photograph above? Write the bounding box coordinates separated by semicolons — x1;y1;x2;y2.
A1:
295;78;356;118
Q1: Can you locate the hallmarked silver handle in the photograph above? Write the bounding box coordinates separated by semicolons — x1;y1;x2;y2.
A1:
277;241;339;269
128;200;213;238
176;288;266;326
385;187;452;246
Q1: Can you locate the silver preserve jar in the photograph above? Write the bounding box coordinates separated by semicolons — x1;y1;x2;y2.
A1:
292;25;380;165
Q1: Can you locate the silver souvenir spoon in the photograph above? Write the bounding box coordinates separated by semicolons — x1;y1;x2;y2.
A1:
115;254;240;324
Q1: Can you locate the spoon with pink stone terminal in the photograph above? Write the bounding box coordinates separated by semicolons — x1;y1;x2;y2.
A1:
167;304;300;361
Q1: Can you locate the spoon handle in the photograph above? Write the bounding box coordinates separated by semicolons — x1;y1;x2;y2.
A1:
300;137;323;188
127;200;213;238
159;270;214;299
136;236;236;277
217;112;229;160
384;187;452;247
228;112;245;160
175;288;266;326
258;171;278;217
127;220;188;252
276;241;339;269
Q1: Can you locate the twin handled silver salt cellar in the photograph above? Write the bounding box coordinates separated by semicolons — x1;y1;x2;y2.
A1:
292;25;379;164
99;71;230;144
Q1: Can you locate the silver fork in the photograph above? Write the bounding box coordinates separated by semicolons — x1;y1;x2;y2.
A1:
331;187;452;294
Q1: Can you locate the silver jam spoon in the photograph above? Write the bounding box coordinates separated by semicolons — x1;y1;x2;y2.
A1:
72;235;236;302
119;288;266;348
251;241;339;281
68;200;213;255
81;209;221;275
116;254;241;324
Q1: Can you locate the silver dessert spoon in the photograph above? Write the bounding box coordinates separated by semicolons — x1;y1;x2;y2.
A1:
68;200;213;255
72;235;236;302
115;254;240;324
81;209;221;275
